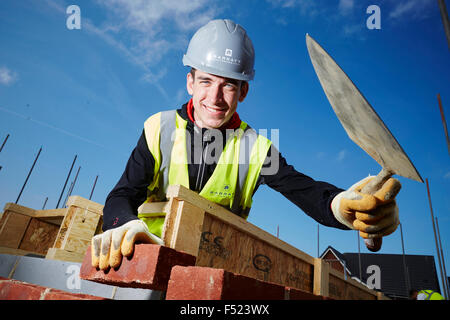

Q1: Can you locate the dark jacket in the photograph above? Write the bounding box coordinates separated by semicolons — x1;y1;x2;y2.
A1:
102;102;348;231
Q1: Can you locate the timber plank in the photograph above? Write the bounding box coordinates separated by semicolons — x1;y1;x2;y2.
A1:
195;214;314;292
66;196;103;214
46;248;85;263
0;246;45;257
0;213;31;249
166;185;315;265
18;218;59;254
166;200;205;256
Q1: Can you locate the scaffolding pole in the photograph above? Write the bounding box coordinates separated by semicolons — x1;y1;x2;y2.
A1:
438;0;450;50
56;155;77;209
399;223;411;297
0;134;9;154
437;94;450;156
89;174;98;200
425;178;447;298
16;146;42;204
435;217;450;298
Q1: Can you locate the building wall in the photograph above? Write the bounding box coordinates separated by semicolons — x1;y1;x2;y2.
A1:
323;251;345;274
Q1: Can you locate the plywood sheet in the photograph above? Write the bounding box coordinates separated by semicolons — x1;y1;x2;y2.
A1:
195;214;314;292
329;274;376;300
19;218;59;254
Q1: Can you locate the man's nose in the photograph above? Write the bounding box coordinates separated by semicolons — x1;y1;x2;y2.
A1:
208;84;224;104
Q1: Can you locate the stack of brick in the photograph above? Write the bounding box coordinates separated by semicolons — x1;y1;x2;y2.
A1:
79;244;327;300
79;244;197;291
1;244;327;300
166;266;325;300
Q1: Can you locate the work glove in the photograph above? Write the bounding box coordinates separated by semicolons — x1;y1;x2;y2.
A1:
331;176;401;239
91;219;164;270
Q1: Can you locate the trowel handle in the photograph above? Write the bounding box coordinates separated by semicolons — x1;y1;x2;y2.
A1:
361;168;394;252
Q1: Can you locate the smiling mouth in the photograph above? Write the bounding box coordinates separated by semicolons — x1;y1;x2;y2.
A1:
203;104;227;115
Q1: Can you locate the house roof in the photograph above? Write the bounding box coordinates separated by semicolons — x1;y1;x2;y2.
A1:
320;246;441;299
320;245;353;276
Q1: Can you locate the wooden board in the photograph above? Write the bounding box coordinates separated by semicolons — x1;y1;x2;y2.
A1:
46;248;85;263
18;218;59;255
0;246;45;258
0;197;103;263
0;203;67;256
51;204;101;253
0;212;31;249
328;269;377;300
163;199;205;256
195;213;314;292
162;185;383;300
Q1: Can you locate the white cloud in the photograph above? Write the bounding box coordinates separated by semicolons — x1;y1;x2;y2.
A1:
338;0;354;15
45;0;220;100
0;67;18;86
96;0;216;34
445;172;450;179
93;0;219;99
94;0;218;68
337;149;346;161
389;0;433;20
266;0;317;15
316;151;326;159
175;87;188;104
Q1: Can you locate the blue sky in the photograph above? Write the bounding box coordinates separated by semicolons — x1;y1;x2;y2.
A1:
1;0;449;292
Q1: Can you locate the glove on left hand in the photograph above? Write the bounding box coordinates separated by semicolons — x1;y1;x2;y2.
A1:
331;176;401;239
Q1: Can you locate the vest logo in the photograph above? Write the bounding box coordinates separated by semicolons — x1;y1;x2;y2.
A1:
209;184;233;198
225;48;232;57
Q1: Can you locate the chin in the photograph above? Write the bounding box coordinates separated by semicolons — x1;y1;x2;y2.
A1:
205;120;225;129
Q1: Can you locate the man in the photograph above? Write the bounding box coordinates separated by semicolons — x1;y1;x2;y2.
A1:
91;19;401;270
410;289;445;300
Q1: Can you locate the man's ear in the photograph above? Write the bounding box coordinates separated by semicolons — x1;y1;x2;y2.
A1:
238;81;249;102
186;72;194;96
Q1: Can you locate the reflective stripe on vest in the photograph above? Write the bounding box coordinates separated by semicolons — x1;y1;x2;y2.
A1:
142;110;271;219
419;290;445;300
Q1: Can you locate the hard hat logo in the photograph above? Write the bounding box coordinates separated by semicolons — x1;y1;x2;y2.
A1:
183;19;255;81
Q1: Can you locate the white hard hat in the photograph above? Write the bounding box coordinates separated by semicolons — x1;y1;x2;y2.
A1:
183;19;255;81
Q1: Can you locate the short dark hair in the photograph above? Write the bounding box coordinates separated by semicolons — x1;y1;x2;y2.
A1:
190;67;196;79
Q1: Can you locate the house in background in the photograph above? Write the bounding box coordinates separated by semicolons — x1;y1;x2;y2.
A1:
320;246;442;300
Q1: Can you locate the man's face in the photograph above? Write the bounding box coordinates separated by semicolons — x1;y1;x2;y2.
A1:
186;69;249;129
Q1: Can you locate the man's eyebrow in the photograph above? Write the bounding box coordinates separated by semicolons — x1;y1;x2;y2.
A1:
197;75;213;81
196;75;239;86
224;78;239;85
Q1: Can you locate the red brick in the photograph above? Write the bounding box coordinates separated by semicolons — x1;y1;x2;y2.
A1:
0;279;107;300
285;287;323;300
0;280;46;300
80;244;196;291
166;266;286;300
43;289;106;300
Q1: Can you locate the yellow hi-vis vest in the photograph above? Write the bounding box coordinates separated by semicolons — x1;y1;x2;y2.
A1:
417;290;445;300
137;110;272;237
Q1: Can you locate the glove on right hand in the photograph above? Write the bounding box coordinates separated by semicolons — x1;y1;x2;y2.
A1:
91;219;164;270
